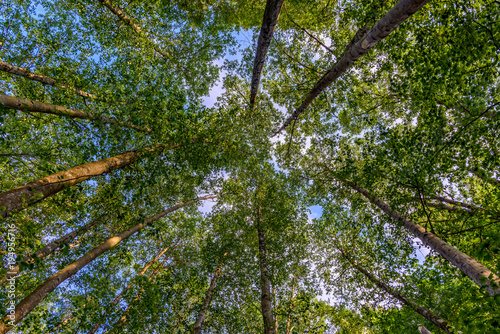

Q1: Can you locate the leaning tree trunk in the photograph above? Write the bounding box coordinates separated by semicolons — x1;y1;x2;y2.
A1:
0;94;150;132
0;194;218;333
87;242;176;334
344;180;500;296
0;61;96;98
257;207;276;334
0;144;176;219
249;0;285;106
275;0;430;135
193;252;228;334
109;253;182;332
337;246;452;333
97;0;172;61
0;215;108;285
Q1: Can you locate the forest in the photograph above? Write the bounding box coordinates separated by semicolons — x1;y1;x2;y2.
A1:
0;0;499;333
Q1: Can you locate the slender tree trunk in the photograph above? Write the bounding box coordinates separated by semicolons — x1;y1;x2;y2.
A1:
257;207;276;334
249;0;285;106
0;61;96;99
193;252;228;334
468;168;500;187
0;144;176;219
97;0;143;34
110;257;181;332
97;0;172;62
275;0;430;135
0;94;150;132
272;286;278;333
0;215;107;285
430;195;476;211
424;202;471;213
285;275;297;334
337;246;452;333
87;243;175;334
0;194;218;333
345;180;500;295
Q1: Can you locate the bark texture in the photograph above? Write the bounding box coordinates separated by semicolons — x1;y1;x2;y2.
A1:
87;244;174;334
275;0;430;135
0;144;173;219
0;194;218;333
347;181;500;295
0;94;150;132
0;215;105;285
97;0;142;34
0;61;96;98
257;207;276;334
249;0;285;106
419;326;433;334
193;252;227;334
338;247;452;333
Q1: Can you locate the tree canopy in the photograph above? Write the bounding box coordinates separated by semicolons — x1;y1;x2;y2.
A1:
0;0;499;333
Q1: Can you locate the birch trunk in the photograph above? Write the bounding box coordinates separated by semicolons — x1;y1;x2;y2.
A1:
0;144;175;219
337;247;452;333
346;181;500;295
0;194;218;333
0;215;106;285
193;252;227;334
257;207;276;334
0;94;150;132
275;0;430;134
0;61;96;98
249;0;285;105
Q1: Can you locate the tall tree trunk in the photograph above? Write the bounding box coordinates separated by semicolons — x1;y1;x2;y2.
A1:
88;242;176;334
337;246;452;333
0;61;96;99
0;194;218;333
0;94;150;132
0;215;107;285
257;207;276;334
345;180;500;295
193;252;228;334
0;144;176;219
285;275;297;334
249;0;285;106
275;0;430;135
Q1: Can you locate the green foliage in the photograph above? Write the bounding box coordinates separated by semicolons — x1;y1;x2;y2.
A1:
1;0;499;333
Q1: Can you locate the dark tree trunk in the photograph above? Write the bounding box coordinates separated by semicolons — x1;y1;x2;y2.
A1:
249;0;285;106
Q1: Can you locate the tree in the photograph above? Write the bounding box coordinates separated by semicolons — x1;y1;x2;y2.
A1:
1;0;499;333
